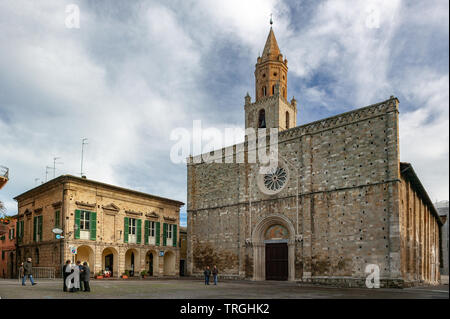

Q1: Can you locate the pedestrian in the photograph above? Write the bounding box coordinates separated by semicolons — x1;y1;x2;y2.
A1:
62;260;71;292
82;262;91;292
204;266;211;286
212;265;219;285
22;258;36;286
18;262;24;283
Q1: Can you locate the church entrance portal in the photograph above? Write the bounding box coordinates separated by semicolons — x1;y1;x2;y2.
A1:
265;243;288;280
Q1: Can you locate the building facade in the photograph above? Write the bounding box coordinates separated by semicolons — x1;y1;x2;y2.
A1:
14;175;184;278
0;216;16;278
179;226;187;276
186;27;443;287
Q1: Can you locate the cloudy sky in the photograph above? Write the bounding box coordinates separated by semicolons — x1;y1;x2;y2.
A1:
0;0;448;225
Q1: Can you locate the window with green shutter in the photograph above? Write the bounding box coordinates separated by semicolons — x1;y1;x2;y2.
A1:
163;223;167;246
137;219;142;244
55;210;60;227
33;216;37;242
124;217;129;243
39;215;43;242
173;224;177;247
144;220;149;245
155;222;160;246
75;210;81;239
90;212;97;241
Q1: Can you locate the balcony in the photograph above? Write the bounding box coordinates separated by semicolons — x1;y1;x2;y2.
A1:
0;166;8;190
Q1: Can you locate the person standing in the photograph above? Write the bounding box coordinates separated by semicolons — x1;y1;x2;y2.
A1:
22;258;36;286
65;261;75;292
62;260;71;292
204;266;211;286
212;265;219;285
82;262;91;292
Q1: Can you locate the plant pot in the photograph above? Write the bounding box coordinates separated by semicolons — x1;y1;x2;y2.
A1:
95;275;104;279
121;275;128;279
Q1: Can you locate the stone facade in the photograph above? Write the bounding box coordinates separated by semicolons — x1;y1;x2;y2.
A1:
186;28;443;287
14;175;184;278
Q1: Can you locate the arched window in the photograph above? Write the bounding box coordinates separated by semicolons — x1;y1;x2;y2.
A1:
262;86;267;97
258;109;266;128
272;85;275;95
285;111;290;129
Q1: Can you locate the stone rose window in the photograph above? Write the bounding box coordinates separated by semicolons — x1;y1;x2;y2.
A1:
257;164;290;195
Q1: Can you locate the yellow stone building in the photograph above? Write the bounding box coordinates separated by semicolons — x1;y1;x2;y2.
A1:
14;175;184;278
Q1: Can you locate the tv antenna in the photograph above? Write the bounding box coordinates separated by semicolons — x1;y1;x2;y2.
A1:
53;157;63;178
80;138;88;177
45;166;53;182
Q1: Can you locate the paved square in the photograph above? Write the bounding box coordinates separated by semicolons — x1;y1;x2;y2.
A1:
0;278;448;299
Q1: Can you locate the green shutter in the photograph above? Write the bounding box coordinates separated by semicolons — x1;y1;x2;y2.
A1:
33;216;37;242
124;217;129;243
144;220;149;245
55;210;60;227
173;224;177;247
163;223;167;246
75;210;81;239
137;219;142;244
39;215;43;241
155;222;160;246
90;212;97;241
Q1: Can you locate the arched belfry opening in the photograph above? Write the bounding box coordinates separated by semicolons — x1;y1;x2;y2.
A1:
258;109;266;128
286;111;290;129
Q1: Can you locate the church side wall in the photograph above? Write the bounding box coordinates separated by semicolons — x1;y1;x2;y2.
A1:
399;176;441;286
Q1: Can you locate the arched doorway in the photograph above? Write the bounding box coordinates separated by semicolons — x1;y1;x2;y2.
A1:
102;247;118;277
252;214;296;281
145;250;158;276
75;245;94;271
125;249;139;277
163;251;175;276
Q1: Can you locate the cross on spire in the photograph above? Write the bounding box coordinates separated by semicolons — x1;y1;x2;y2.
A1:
270;13;273;26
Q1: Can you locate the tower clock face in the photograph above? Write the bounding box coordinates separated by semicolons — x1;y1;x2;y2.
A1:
257;164;290;195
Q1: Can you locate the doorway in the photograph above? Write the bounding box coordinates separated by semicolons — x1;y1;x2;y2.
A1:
265;243;288;280
148;253;154;276
105;254;114;273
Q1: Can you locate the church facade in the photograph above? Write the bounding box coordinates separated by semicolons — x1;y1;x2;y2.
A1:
186;28;443;287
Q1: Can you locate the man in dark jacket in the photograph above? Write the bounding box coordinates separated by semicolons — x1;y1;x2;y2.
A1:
212;265;219;285
22;258;36;286
62;260;71;292
204;266;211;285
82;262;91;292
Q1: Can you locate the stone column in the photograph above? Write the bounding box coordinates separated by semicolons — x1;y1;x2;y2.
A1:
288;241;295;281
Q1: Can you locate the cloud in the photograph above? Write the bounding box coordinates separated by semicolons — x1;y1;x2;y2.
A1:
0;0;448;223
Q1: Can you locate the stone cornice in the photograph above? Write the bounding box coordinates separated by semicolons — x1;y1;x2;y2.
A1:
75;201;96;209
52;201;62;209
145;212;159;218
102;203;120;212
125;210;143;216
163;216;177;222
34;208;43;214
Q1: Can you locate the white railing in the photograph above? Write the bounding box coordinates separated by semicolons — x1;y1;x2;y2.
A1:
31;267;56;279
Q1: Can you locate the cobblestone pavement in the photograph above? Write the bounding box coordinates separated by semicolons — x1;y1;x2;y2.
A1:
0;278;448;299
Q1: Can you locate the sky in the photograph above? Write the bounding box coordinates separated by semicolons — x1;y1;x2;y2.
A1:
0;0;448;226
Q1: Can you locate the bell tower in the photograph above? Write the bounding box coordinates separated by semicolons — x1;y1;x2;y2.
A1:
245;25;297;132
255;27;288;101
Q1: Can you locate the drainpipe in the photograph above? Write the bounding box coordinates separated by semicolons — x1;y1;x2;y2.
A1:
60;179;65;278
